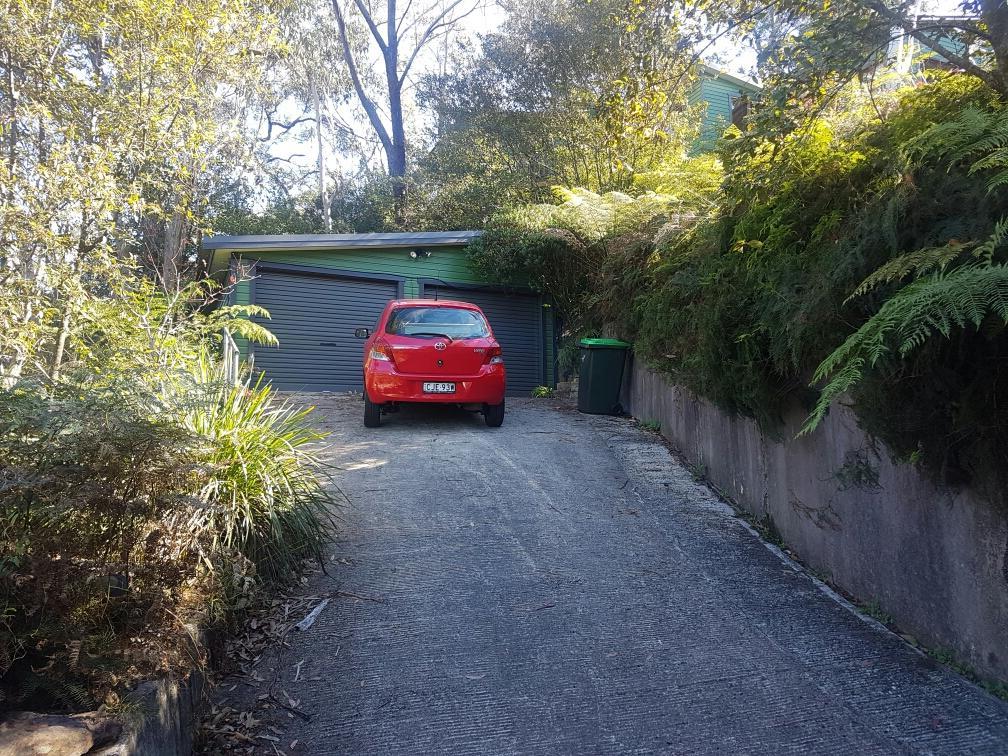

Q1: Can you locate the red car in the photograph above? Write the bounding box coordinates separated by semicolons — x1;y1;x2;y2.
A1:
356;299;506;428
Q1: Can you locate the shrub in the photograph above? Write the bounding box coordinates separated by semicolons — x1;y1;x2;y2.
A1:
181;363;336;589
0;294;335;710
468;165;721;348
475;74;1008;498
0;376;206;710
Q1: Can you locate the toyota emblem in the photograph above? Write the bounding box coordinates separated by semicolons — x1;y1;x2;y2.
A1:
434;341;447;351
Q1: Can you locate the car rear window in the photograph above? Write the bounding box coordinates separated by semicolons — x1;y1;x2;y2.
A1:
386;306;490;339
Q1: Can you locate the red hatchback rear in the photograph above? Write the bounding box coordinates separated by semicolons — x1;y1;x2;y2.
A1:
357;300;506;427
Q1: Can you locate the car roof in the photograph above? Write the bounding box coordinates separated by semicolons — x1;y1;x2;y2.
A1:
388;299;481;310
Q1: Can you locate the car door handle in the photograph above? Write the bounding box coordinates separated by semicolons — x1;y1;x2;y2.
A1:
319;342;340;346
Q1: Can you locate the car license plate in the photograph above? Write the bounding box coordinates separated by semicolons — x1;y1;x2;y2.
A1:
423;382;455;393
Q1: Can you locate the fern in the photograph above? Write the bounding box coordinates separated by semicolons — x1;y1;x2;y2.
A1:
805;102;1008;434
805;263;1008;433
973;217;1008;263
908;107;1008;193
847;241;972;300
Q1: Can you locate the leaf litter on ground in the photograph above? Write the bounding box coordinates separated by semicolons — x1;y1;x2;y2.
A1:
195;565;332;754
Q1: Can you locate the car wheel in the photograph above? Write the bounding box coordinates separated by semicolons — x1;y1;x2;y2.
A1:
364;391;381;428
484;399;505;428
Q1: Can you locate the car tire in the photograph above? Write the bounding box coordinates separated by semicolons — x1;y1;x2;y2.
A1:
484;399;505;428
364;391;381;428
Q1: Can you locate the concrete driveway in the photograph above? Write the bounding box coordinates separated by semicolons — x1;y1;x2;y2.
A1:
246;393;1008;754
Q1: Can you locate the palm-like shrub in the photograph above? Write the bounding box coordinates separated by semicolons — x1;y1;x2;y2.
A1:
180;364;336;587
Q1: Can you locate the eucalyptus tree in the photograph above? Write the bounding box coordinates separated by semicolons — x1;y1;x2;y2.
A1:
329;0;484;218
251;0;356;230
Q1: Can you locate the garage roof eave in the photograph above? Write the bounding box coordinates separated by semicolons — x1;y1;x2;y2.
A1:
202;231;483;280
202;230;482;252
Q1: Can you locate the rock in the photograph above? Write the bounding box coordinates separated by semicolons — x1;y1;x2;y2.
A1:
0;711;120;756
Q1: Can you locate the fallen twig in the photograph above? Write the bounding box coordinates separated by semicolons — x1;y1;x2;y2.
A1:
336;590;386;604
268;692;311;722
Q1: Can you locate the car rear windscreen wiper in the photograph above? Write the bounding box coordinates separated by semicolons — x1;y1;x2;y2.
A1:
407;332;453;341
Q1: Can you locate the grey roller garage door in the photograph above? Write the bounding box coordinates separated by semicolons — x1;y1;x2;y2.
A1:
422;284;544;395
251;267;399;391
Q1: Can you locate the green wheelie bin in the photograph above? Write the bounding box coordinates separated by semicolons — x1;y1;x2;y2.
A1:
577;338;630;414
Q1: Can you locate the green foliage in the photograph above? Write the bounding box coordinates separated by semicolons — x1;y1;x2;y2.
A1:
805;262;1008;433
531;386;555;398
0;287;335;711
182;363;335;585
481;74;1008;499
634;76;1008;432
0;0;337;715
470;162;722;337
0;376;205;709
808;103;1008;435
417;0;700;225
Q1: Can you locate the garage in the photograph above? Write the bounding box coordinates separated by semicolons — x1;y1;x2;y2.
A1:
421;281;545;395
202;231;557;394
250;265;401;391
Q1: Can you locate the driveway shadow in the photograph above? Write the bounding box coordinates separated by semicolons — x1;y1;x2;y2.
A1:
373;401;488;430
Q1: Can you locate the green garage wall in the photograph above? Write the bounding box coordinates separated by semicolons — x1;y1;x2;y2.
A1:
227;245;556;386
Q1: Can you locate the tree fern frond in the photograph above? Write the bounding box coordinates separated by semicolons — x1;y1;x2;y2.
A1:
987;173;1008;192
972;217;1008;264
804;263;1008;434
968;146;1008;172
847;242;971;301
905;107;987;159
894;264;1008;354
218;304;272;321
223;320;277;346
906;107;1008;195
957;127;1008;160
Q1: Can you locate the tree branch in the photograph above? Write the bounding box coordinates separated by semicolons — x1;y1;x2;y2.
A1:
352;0;389;53
259;111;315;142
862;0;996;87
396;0;416;36
398;0;470;85
331;0;393;151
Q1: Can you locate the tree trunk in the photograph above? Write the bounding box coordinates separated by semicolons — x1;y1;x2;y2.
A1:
162;210;184;292
311;80;332;232
388;142;407;225
49;307;71;383
384;24;408;226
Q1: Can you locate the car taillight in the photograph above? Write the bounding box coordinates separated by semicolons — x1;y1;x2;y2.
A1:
486;345;503;364
369;340;394;364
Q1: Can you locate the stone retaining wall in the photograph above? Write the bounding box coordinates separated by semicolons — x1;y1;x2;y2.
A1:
620;357;1008;684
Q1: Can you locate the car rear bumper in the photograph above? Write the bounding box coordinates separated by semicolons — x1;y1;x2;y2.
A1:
366;363;506;404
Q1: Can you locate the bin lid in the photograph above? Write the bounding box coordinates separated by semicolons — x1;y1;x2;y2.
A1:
579;337;631;349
